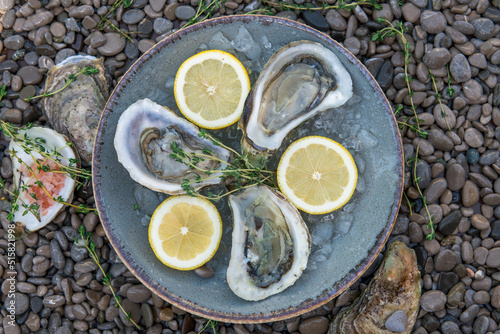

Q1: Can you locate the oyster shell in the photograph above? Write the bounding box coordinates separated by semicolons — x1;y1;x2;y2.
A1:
114;98;231;195
227;185;311;301
329;241;421;334
42;55;109;163
9;127;77;234
241;40;353;165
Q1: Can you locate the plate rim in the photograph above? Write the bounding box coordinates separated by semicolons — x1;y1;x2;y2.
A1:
92;14;404;323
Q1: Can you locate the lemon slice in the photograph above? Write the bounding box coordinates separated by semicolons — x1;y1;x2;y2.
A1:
149;195;222;270
174;50;251;129
277;136;357;215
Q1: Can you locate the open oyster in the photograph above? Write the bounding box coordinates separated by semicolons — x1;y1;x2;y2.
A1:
42;55;109;163
114;99;231;195
240;40;353;165
227;185;311;301
9;127;77;234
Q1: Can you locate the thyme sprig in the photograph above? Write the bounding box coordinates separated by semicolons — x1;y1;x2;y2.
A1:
374;18;435;239
0;84;7;107
446;63;455;98
76;225;141;330
261;0;382;12
198;319;219;334
96;0;135;42
25;66;100;102
182;0;226;29
169;130;275;201
0;121;96;221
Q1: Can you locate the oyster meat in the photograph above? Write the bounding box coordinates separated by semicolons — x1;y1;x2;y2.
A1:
114;98;231;195
227;185;311;301
329;241;421;334
9;127;77;234
241;40;353;164
42;55;109;163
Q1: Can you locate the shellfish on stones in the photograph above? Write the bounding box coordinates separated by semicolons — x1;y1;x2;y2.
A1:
329;241;421;334
9;127;77;234
240;40;353;166
114;98;231;195
227;185;311;301
42;55;109;163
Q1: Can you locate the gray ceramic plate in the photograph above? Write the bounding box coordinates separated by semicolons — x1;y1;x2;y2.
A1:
93;15;403;323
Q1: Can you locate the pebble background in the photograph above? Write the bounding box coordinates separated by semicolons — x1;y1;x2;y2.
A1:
1;0;500;333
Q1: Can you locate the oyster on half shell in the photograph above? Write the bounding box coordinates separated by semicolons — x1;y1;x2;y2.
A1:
114;99;231;195
227;185;311;301
240;40;353;165
9;127;77;235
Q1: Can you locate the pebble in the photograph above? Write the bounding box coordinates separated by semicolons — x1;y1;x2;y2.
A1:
153;18;173;35
423;178;447;203
446;164;466;191
298;316;329;334
43;295;65;308
438;211;462;235
97;33;126;56
122;9;145;25
450;54;471;82
376;61;393;90
385;310;408;332
4;35;25;50
174;5;196;21
434;249;458;271
486;248;500;268
126;284;152;303
471;18;495;40
423;48;451;69
89;31;107;48
17;66;42;85
138;39;155;53
325;10;347;31
23;11;54;31
420;290;446;312
464;128;484;147
420;10;447;34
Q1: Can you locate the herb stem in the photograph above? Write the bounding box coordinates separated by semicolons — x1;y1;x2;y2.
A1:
77;226;141;330
25;66;100;102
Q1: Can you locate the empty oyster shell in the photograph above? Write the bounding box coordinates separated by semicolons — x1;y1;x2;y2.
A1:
114;98;231;195
240;40;353;165
42;55;109;163
9;127;77;234
227;185;311;301
329;241;421;334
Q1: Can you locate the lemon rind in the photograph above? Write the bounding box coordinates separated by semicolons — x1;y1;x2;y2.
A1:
277;136;358;215
148;195;222;270
174;50;251;130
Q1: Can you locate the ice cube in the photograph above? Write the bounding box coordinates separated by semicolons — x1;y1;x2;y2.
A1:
134;184;162;216
164;77;175;89
209;31;233;51
353;154;366;174
261;36;272;49
357;129;379;148
356;177;366;193
232;27;253;52
140;215;150;227
311;220;334;245
333;214;353;235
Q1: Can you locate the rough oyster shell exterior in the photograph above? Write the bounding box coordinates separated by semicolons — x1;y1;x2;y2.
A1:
42;55;109;163
329;241;421;334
